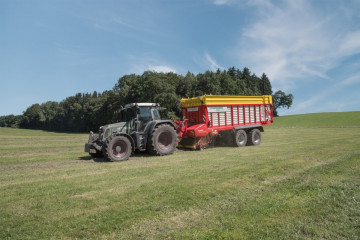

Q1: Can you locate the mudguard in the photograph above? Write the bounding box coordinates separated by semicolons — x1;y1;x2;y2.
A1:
142;120;177;148
112;132;136;152
234;124;264;132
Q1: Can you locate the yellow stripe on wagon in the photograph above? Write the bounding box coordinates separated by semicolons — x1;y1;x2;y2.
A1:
180;95;273;107
178;144;198;150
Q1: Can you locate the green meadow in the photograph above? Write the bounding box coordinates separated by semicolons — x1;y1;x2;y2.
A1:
1;112;359;239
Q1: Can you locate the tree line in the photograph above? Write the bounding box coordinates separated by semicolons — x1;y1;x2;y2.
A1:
0;67;293;131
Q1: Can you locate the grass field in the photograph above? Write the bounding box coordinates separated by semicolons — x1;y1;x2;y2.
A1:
1;112;359;239
270;111;360;127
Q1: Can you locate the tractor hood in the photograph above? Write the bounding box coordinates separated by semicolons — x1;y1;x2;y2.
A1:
99;122;129;140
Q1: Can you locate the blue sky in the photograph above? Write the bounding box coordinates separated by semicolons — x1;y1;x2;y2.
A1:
1;0;360;116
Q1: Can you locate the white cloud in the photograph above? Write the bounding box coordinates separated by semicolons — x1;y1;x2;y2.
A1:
235;0;360;91
227;0;360;115
125;53;177;74
205;53;224;71
112;17;152;33
286;73;360;114
339;73;360;87
148;65;177;73
339;30;360;55
213;0;231;6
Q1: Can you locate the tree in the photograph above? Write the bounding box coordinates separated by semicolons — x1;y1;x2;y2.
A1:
272;90;294;117
220;71;237;95
196;71;221;95
8;66;293;132
40;101;62;130
20;104;46;129
0;115;21;127
242;67;254;95
176;72;196;97
259;73;272;95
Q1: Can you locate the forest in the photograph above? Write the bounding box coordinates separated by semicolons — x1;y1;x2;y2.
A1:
0;67;293;132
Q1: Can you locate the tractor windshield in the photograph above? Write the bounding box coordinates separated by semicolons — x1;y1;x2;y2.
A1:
139;106;161;123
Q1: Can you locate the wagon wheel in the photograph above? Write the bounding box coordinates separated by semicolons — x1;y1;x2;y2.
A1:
234;130;247;147
247;129;261;146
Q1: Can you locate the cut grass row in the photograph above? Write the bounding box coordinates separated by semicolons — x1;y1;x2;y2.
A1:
0;112;359;239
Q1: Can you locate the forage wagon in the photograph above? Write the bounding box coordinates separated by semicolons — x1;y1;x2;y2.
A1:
175;95;273;150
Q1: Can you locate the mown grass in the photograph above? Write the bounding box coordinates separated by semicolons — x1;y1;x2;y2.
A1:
0;112;359;239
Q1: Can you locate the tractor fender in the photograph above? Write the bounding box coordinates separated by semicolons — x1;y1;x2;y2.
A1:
145;120;177;136
142;120;177;147
234;124;264;132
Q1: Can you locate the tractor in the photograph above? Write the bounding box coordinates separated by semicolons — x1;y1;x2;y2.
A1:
85;103;177;161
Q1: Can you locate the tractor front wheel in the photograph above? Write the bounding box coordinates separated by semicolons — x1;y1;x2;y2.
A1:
106;135;132;161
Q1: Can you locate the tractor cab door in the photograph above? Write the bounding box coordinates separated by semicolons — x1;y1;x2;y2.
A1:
121;107;136;133
138;107;152;131
151;108;161;120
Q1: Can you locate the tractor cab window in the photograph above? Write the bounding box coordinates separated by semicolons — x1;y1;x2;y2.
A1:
125;107;136;121
139;107;152;123
151;108;161;120
138;106;161;123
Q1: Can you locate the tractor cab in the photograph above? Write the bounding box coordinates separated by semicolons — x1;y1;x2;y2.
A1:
119;103;162;132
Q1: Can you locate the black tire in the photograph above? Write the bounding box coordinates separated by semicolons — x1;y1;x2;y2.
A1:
234;130;247;147
147;124;177;156
106;135;132;161
247;129;261;146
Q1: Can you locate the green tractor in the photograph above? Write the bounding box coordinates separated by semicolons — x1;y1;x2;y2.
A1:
85;103;178;161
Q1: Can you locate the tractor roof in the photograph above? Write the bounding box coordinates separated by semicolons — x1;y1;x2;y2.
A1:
124;103;160;108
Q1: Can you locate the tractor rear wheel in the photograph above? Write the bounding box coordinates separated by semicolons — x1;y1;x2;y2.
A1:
234;130;247;147
247;129;261;146
147;124;177;156
106;135;132;161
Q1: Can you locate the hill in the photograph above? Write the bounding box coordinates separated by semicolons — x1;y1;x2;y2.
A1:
271;111;360;127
